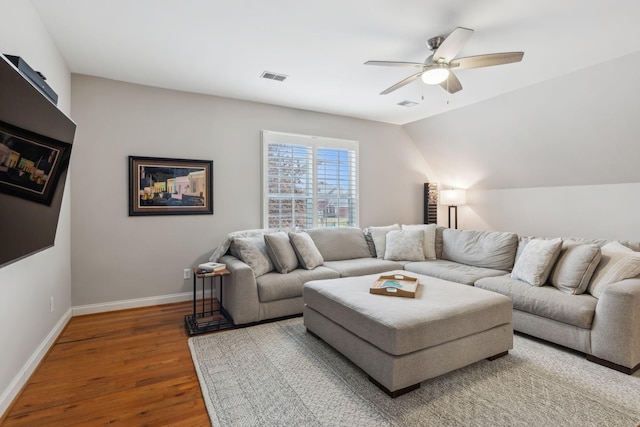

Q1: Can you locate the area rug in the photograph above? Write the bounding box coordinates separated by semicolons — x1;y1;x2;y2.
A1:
188;318;640;427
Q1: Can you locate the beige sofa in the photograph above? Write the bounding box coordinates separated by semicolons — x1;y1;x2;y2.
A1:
211;225;640;374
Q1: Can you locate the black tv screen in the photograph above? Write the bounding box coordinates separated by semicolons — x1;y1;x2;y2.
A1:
0;54;76;268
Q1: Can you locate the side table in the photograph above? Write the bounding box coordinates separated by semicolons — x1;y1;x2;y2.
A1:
184;268;234;335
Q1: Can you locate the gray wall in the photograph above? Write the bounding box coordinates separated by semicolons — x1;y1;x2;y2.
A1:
70;75;432;307
405;52;640;241
0;0;73;416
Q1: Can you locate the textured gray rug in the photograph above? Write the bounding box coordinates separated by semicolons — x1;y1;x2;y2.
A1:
189;317;640;427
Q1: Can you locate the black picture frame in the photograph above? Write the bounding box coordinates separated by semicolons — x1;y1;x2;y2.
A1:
128;156;213;216
0;120;72;206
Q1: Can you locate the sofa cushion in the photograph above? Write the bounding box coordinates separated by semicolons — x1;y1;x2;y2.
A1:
289;231;324;270
442;229;518;270
307;227;372;261
366;224;400;259
256;266;340;302
384;229;425;261
323;258;406;277
475;275;597;329
402;224;437;260
404;260;508;286
588;241;640;298
550;243;601;295
263;231;299;274
232;236;274;277
510;238;562;286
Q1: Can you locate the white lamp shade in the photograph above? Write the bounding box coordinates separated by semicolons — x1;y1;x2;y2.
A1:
439;189;466;206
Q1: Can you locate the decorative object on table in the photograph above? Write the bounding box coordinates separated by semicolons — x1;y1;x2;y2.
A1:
197;262;226;272
128;156;213;216
439;188;466;229
0;120;72;206
369;273;418;298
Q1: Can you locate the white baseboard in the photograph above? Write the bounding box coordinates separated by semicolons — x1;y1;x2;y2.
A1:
0;307;72;419
72;289;215;316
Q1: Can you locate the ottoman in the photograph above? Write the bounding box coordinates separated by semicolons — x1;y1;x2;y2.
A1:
303;270;513;397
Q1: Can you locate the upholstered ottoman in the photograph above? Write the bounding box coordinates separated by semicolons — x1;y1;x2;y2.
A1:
303;270;513;397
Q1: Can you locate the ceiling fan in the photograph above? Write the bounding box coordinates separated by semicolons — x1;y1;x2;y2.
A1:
365;27;524;95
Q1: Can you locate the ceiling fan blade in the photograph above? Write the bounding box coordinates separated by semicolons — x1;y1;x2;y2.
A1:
433;27;473;63
380;71;423;95
439;72;462;94
451;52;524;70
365;61;425;68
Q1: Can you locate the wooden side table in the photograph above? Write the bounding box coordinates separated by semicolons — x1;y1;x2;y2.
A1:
184;268;233;335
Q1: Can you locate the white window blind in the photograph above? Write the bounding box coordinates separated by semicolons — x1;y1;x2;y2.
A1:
262;130;359;229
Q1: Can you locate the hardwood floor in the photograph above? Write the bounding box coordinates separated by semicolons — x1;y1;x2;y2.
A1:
2;301;212;426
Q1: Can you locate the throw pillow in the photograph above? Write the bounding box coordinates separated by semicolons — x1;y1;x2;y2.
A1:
514;236;535;263
289;231;324;270
402;224;437;260
264;232;299;274
233;236;274;277
209;227;280;262
384;229;425;262
588;241;640;298
362;228;377;258
511;238;562;286
549;243;601;295
369;224;400;259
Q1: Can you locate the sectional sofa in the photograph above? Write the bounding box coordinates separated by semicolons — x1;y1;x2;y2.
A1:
210;225;640;374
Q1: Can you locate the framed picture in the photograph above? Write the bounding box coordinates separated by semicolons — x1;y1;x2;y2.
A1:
128;156;213;216
0;120;72;206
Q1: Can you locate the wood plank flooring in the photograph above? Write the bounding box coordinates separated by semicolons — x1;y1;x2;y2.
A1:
2;301;213;426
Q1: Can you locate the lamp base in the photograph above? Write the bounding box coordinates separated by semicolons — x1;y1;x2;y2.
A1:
447;205;458;229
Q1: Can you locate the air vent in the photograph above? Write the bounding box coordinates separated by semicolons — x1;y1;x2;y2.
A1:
397;100;418;107
261;71;288;82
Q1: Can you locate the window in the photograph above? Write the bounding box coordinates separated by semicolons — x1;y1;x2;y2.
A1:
262;130;359;229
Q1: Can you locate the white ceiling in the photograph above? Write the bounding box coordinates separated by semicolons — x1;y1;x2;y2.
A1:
32;0;640;125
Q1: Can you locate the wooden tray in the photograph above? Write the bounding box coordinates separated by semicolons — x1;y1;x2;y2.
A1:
370;274;418;298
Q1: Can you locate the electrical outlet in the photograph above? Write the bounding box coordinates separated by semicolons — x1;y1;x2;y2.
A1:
183;269;191;280
50;296;54;312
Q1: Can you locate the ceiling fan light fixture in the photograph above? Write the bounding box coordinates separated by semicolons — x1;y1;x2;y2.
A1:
421;68;449;85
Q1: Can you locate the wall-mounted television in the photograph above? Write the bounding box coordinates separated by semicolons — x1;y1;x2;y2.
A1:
0;54;76;268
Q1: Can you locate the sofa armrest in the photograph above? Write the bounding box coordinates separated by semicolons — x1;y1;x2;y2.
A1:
590;278;640;370
220;255;261;325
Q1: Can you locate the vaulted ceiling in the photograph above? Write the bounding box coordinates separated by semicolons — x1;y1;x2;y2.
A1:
32;0;640;125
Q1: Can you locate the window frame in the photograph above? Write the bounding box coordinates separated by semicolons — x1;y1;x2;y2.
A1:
261;130;359;229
